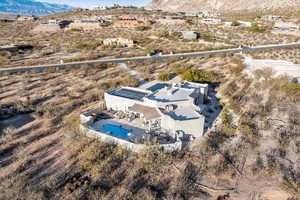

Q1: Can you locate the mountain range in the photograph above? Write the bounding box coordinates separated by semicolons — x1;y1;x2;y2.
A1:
0;0;72;15
146;0;300;12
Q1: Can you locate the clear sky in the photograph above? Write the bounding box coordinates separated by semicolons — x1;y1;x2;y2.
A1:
39;0;150;8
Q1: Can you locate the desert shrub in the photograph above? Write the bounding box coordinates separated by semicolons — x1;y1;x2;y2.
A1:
219;124;237;137
221;109;233;125
266;154;278;176
175;67;187;75
223;81;238;97
201;33;214;41
169;162;209;199
253;68;274;80
228;98;241;114
282;168;300;198
213;152;233;176
75;41;100;50
136;148;172;173
250;23;266;33
0;50;11;58
251;153;264;175
70;28;82;32
231;21;241;26
181;69;214;83
0;56;9;65
284;82;300;102
0;126;16;144
121;76;140;87
158;72;172;81
171;31;183;39
230;63;246;75
135;26;151;31
155;30;169;38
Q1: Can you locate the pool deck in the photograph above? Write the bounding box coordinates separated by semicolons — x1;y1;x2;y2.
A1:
91;118;147;141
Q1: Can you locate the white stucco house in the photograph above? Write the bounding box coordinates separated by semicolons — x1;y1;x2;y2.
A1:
201;18;222;25
104;81;208;138
91;5;108;10
181;31;198;40
103;38;135;47
68;19;106;30
274;21;299;31
261;15;282;20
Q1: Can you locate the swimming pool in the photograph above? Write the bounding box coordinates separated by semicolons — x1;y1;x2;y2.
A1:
100;124;131;140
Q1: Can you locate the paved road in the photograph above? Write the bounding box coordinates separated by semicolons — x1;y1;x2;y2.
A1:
1;42;300;74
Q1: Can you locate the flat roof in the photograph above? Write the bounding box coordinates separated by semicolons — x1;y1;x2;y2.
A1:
108;87;150;101
165;107;201;120
147;86;195;103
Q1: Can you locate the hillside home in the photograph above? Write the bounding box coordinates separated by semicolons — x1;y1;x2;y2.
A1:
158;17;186;25
31;20;62;33
183;11;209;17
181;31;198;40
262;15;282;20
91;6;108;10
103;38;135;47
17;15;36;21
71;8;85;12
202;18;222;25
104;81;208;138
0;15;17;22
113;16;153;28
274;21;299;31
68;19;106;30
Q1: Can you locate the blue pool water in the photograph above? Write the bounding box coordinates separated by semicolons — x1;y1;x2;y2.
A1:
100;124;131;140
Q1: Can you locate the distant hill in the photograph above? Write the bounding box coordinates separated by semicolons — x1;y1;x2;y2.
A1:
146;0;300;13
0;0;72;15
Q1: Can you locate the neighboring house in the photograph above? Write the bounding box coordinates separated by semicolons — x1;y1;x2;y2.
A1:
0;15;17;22
71;8;84;12
91;6;108;10
103;38;135;47
31;20;62;33
17;15;36;21
262;15;282;20
101;15;113;23
68;19;106;30
104;81;208;138
274;21;299;31
113;15;153;28
224;22;232;26
202;18;222;25
181;31;198;40
48;19;56;23
158;17;186;25
183;11;209;17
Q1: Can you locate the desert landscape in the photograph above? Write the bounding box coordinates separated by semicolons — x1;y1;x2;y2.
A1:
0;0;300;200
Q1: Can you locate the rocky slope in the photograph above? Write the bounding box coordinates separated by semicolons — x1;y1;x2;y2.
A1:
146;0;300;12
0;0;72;15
